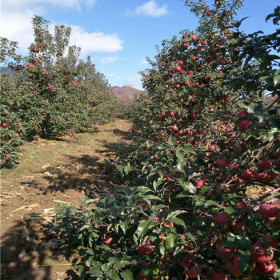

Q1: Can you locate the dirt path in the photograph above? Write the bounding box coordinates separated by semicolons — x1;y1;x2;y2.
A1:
0;120;132;280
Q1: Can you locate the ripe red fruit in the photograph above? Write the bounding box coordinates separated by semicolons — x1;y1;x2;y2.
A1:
235;201;247;209
187;70;193;75
238;120;252;132
137;244;153;255
226;256;241;277
68;133;73;137
101;236;113;244
184;80;190;86
193;180;205;188
17;122;21;126
163;76;168;81
179;255;194;269
175;84;180;89
214;212;229;226
137;272;148;280
74;136;78;140
209;271;228;280
41;72;46;75
178;60;184;65
250;243;274;262
191;56;197;61
33;48;39;52
240;169;254;181
191;36;198;42
187;265;202;278
275;158;280;168
216;158;228;168
201;40;207;45
207;11;212;16
233;222;246;234
56;69;60;72
216;246;236;260
255;261;277;277
1;122;7;127
164;221;174;227
256;160;272;171
259;204;279;218
176;66;182;72
222;36;228;40
184;42;190;49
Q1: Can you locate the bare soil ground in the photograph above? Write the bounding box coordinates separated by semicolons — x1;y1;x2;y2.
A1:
0;120;132;280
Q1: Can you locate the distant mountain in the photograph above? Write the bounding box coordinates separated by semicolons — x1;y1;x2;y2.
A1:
111;86;143;100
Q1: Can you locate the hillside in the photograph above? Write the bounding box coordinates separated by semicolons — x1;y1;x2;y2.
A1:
111;85;143;99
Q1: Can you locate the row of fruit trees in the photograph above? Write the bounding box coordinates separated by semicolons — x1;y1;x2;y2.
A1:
1;0;280;279
52;1;280;279
0;16;118;168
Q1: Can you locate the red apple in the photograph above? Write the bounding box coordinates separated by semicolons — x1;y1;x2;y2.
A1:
137;244;153;255
1;122;7;127
191;36;198;42
184;43;190;49
255;261;277;277
187;264;202;278
238;120;252;132
259;204;279;218
209;271;228;280
216;158;228;168
235;201;247;209
176;66;182;72
178;255;194;269
214;212;229;226
101;235;113;244
251;243;274;262
256;160;272;171
216;246;236;260
226;256;241;277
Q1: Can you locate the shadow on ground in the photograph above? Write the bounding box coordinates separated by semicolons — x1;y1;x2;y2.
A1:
0;214;78;280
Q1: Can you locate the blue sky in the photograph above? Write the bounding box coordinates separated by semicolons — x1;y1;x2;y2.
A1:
1;0;279;89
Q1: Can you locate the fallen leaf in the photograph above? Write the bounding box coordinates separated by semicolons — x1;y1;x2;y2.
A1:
13;203;40;213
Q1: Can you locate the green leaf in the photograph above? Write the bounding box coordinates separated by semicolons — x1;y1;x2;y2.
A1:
166;234;177;249
176;151;184;161
120;220;128;234
224;207;235;215
273;74;280;87
166;217;186;228
120;270;134;280
151;204;169;211
205;200;216;207
169;136;176;146
89;268;103;277
116;165;124;174
182;145;196;154
124;165;133;175
178;178;196;194
135;220;152;239
159;243;166;256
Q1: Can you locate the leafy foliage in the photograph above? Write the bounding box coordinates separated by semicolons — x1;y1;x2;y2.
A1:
0;16;117;168
51;1;280;279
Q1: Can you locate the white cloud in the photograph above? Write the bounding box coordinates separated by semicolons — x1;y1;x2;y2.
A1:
100;56;119;64
127;1;167;18
140;58;150;65
70;26;123;55
0;11;35;55
125;74;143;90
2;0;97;12
0;4;123;57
